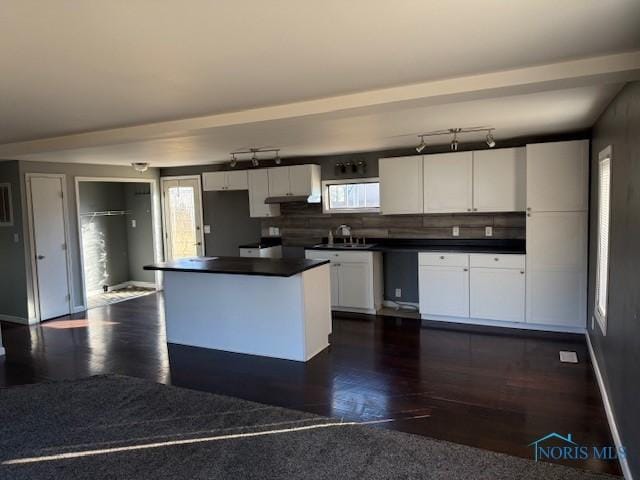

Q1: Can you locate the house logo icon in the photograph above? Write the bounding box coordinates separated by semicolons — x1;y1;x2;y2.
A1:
528;433;577;461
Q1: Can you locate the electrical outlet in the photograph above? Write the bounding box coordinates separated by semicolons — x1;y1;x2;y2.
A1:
395;288;402;298
485;226;493;237
452;226;460;237
131;219;137;228
204;225;211;234
13;233;19;243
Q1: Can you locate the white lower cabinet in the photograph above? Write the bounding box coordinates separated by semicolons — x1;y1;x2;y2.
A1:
305;249;382;314
469;267;525;322
419;265;469;317
239;246;282;258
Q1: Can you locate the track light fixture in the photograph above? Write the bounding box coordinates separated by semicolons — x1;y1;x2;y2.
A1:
228;147;282;167
229;154;237;168
274;151;282;165
450;128;460;151
485;130;496;148
413;127;497;152
251;151;259;167
415;135;426;153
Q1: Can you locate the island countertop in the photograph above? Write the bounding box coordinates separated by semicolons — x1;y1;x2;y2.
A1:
144;256;329;277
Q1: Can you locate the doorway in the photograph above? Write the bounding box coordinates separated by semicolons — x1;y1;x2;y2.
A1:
76;178;161;310
25;174;73;321
161;176;204;260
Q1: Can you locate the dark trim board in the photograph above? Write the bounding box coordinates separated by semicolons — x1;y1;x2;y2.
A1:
0;292;621;476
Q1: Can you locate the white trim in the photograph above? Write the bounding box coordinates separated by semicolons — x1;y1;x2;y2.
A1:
24;173;74;323
420;314;587;334
321;177;380;214
74;176;163;308
160;175;205;260
332;306;379;315
0;313;30;325
594;145;613;336
586;333;633;480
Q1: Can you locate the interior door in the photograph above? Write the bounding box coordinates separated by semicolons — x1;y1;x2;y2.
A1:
29;176;71;320
162;177;204;260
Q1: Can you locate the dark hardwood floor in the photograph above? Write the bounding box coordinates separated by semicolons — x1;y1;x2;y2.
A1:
0;293;620;476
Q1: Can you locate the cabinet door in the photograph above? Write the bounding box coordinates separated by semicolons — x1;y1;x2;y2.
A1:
473;148;525;212
268;167;291;196
226;170;248;190
419;266;469;317
288;165;313;196
526;140;588;212
248;170;280;218
423;152;473;213
379;156;423;214
337;262;372;309
202;171;227;191
330;263;340;308
526;211;587;327
470;268;525;322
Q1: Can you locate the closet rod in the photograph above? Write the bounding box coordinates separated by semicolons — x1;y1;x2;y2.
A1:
80;210;132;217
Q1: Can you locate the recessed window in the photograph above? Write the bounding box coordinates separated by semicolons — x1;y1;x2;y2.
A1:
322;178;380;213
0;183;13;226
595;146;612;335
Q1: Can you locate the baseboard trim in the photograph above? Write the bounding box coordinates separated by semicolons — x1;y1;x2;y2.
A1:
586;333;633;480
128;281;158;289
383;300;420;310
72;305;87;314
420;314;586;334
0;313;30;325
332;306;378;315
90;281;158;295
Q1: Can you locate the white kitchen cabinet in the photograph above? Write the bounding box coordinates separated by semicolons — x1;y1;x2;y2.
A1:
419;265;469;317
526;140;589;212
469;254;525;322
268;165;321;199
526;211;587;328
379;155;423;214
304;249;382;314
473;148;526;212
423;152;473;213
239;246;283;258
248;169;280;218
202;170;248;191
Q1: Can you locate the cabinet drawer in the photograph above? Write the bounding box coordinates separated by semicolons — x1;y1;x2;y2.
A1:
239;248;260;258
419;252;469;267
305;249;371;263
470;254;525;270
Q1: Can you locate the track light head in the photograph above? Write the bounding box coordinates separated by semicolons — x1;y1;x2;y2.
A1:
486;131;496;148
450;128;460;151
274;150;282;165
229;154;237;168
251;152;259;167
416;136;426;153
450;139;459;151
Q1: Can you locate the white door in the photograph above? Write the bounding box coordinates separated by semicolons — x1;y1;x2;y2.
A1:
470;268;525;322
526;140;589;212
473;148;526;212
419;265;469;317
162;177;204;260
379;156;423;214
202;172;227;191
526;211;588;327
248;170;280;217
337;262;372;309
29;176;71;320
423;152;473;213
226;170;248;191
268;167;291;196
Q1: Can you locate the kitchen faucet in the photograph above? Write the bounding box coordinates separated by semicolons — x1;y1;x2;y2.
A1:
336;224;353;243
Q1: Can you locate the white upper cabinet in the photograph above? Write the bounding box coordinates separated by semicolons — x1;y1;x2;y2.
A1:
379;155;423;214
526;140;589;212
248;169;280;218
473;148;526;212
423;152;473;213
202;170;248;191
268;165;321;200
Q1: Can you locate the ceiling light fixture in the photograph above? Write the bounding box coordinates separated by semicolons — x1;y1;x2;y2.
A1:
131;162;149;172
486;130;496;148
416;135;426;153
228;147;282;167
412;127;496;151
229;154;237;168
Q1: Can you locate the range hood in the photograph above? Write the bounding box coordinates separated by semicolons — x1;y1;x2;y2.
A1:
264;194;321;204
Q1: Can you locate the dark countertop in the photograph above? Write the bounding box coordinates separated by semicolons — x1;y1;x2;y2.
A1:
304;238;526;255
238;237;282;249
144;256;329;277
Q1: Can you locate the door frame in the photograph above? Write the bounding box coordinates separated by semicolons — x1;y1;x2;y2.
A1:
160;175;205;261
74;176;163;310
25;173;74;323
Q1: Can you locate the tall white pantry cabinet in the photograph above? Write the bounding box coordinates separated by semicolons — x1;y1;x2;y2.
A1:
525;140;589;329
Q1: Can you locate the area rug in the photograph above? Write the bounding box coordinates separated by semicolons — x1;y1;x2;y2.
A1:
0;375;616;479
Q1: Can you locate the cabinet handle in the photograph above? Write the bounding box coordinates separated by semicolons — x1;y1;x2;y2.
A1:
473;208;478;211
440;256;445;260
494;257;499;261
467;208;471;212
527;213;531;217
520;271;525;274
527;207;531;211
463;268;468;272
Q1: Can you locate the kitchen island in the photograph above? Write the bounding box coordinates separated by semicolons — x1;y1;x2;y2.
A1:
145;256;331;362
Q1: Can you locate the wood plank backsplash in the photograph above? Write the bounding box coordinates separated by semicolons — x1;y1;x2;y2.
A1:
261;202;525;246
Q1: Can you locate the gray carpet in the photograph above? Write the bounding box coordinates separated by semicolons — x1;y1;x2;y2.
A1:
0;375;615;479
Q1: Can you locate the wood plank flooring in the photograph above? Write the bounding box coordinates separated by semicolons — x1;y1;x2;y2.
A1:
0;293;620;476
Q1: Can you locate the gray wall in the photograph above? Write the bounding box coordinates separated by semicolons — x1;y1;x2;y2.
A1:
17;161;160;315
124;183;155;283
587;81;640;478
0;161;28;319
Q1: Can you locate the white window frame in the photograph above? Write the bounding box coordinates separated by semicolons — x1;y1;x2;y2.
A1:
321;177;380;214
0;183;13;226
594;145;612;335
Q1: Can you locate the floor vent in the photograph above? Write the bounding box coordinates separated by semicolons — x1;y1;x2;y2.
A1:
559;351;579;363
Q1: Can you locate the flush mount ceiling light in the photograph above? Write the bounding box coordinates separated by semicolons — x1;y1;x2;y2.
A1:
413;126;497;152
131;162;149;172
228;147;282;167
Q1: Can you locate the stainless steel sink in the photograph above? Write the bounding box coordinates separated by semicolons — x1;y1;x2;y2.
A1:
313;243;376;249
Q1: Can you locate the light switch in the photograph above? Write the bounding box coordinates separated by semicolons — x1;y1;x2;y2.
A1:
395;288;402;298
13;233;19;243
204;225;211;234
485;226;493;237
131;219;137;228
452;226;460;237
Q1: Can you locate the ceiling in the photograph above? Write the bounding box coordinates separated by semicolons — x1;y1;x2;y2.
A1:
1;0;640;166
